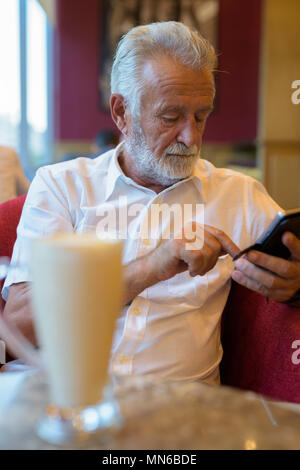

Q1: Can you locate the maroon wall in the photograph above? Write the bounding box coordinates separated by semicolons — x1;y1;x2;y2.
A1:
54;0;262;144
205;0;262;143
54;0;113;141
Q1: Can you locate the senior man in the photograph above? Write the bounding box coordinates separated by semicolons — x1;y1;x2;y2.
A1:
2;22;300;384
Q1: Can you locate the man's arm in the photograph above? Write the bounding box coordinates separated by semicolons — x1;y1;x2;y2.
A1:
4;225;240;346
3;282;37;354
125;224;239;304
4;263;161;346
4;265;159;345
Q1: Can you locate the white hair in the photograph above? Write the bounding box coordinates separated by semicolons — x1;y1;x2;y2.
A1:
111;21;217;118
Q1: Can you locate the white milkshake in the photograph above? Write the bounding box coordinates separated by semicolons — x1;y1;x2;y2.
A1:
30;233;123;409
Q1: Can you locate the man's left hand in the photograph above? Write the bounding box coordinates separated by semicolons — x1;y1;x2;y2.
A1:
231;231;300;302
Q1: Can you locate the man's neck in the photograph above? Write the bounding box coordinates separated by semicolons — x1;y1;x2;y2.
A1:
118;149;171;194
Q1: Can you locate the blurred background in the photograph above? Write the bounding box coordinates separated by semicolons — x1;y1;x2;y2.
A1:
0;0;299;208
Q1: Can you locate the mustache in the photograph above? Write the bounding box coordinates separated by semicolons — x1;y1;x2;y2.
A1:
163;143;199;157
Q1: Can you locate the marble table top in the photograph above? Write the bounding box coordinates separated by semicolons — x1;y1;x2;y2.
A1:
0;372;300;450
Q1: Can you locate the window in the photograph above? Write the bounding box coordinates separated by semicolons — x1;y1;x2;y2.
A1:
0;0;21;154
0;0;53;179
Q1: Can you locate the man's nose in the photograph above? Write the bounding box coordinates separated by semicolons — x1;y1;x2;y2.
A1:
177;117;201;149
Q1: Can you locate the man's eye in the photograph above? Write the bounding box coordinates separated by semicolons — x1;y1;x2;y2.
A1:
162;116;179;123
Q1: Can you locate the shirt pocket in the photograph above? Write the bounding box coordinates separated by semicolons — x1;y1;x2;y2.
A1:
167;270;208;307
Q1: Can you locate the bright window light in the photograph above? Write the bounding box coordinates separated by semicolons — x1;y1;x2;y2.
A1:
0;0;21;150
0;0;52;176
27;0;48;134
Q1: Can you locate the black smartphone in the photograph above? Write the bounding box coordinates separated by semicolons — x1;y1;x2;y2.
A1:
233;208;300;261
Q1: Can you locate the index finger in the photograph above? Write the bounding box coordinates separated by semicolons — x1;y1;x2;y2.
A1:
246;249;298;279
204;225;240;258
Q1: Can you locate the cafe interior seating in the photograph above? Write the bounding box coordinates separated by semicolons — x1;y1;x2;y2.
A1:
0;194;299;403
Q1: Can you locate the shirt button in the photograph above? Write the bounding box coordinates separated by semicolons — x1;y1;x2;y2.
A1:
118;355;129;364
132;307;142;316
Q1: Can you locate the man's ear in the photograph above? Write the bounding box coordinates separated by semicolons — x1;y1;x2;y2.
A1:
110;94;131;136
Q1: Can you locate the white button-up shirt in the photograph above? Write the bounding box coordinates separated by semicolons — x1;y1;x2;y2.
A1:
2;143;281;384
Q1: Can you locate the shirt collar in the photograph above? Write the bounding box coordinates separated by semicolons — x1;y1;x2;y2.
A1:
104;142;207;203
104;142;127;201
189;158;207;204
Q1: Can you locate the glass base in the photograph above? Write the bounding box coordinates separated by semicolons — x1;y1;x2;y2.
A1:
36;397;123;446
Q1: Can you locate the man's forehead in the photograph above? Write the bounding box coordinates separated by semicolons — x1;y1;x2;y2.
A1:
139;57;215;111
140;57;215;95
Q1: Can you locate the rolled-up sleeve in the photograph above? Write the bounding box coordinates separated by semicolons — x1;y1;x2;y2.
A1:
1;166;74;301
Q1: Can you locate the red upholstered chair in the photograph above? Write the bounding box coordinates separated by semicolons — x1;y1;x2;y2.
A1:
220;282;300;403
0;195;300;402
0;194;26;311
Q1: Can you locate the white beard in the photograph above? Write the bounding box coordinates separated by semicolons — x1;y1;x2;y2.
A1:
125;122;200;186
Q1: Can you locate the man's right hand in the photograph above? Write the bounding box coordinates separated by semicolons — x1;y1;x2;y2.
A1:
148;223;240;281
123;223;240;304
